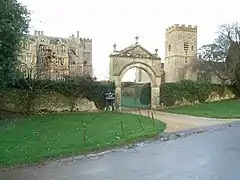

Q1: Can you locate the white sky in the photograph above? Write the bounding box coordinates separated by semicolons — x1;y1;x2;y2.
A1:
19;0;239;81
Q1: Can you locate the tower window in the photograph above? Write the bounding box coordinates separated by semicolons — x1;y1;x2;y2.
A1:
168;45;171;51
61;58;64;65
191;45;194;51
184;42;189;51
185;57;187;63
39;45;45;52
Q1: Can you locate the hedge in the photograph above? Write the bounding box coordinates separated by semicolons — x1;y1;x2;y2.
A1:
227;83;240;98
140;80;221;107
5;77;115;112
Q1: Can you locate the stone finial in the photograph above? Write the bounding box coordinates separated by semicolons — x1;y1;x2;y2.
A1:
113;42;117;52
155;49;158;55
135;35;139;45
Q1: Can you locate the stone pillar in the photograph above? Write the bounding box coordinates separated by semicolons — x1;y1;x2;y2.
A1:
115;86;121;111
151;86;160;109
114;75;122;111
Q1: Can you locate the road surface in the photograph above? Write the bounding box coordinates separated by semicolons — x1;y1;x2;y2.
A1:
124;109;236;132
1;123;240;180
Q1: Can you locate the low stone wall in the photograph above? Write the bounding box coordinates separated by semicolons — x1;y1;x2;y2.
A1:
159;87;235;109
206;88;235;102
0;89;97;113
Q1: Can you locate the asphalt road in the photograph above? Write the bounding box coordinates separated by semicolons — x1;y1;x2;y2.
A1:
1;124;240;180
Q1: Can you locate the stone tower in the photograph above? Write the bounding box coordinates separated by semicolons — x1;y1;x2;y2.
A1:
164;24;198;83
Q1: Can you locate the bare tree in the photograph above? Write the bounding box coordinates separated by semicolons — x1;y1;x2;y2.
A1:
60;75;94;112
198;23;240;85
17;45;59;113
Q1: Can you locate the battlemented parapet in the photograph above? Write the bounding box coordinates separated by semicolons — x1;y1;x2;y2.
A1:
34;30;44;36
165;24;197;34
79;38;92;42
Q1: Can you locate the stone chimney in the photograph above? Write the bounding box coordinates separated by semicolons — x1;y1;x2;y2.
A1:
34;30;38;36
77;31;80;38
41;31;44;35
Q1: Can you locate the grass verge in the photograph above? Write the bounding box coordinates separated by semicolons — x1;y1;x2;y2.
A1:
167;99;240;119
0;111;165;168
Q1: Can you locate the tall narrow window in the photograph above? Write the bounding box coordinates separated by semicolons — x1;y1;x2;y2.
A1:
191;45;194;51
61;58;64;65
39;45;45;52
168;45;171;51
24;44;29;50
184;42;189;51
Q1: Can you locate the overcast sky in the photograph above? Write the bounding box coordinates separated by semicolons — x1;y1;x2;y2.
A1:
19;0;239;81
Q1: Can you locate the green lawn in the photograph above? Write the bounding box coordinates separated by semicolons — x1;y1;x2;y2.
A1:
167;99;240;118
0;112;165;168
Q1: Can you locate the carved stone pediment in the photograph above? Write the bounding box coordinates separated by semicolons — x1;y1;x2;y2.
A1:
110;44;161;60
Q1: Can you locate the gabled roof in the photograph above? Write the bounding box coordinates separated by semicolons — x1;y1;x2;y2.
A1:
110;43;161;60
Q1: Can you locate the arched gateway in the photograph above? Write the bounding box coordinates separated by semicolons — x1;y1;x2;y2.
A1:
109;37;164;110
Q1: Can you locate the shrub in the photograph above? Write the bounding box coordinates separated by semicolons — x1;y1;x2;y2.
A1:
5;77;115;111
227;83;240;98
88;81;115;110
160;80;215;106
160;82;183;106
54;78;115;111
213;84;225;97
195;82;214;102
140;80;216;107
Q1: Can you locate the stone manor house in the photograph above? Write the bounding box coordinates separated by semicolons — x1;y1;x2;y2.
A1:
109;24;223;84
20;30;92;80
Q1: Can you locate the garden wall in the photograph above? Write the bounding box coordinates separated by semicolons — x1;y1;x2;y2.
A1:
140;80;236;108
0;89;97;113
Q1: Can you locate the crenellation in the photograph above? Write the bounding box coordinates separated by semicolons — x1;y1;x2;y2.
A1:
80;38;92;42
165;24;197;34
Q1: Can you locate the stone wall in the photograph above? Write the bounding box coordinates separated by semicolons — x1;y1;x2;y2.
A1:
206;88;235;102
168;87;235;108
0;89;97;113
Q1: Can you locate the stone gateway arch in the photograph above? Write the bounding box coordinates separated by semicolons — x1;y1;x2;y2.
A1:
109;37;164;110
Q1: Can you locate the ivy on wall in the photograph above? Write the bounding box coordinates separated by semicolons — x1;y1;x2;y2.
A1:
3;77;115;113
140;80;234;107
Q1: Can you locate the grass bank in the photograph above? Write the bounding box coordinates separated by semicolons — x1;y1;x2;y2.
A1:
0;112;165;168
167;99;240;118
